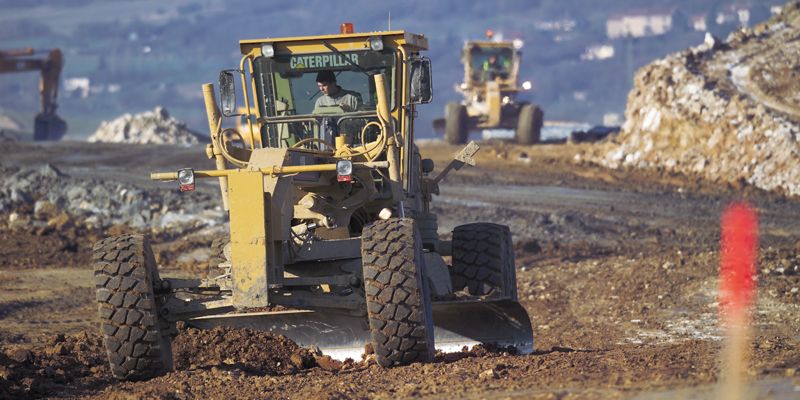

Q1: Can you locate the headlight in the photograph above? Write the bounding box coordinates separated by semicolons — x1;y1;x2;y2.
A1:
261;43;274;58
522;81;533;90
177;168;195;192
336;160;353;175
336;160;353;182
368;36;384;52
513;39;524;49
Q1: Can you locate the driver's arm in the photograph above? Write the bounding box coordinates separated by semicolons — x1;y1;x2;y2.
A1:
340;92;361;112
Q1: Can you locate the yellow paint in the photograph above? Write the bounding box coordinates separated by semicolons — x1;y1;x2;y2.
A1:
201;83;230;210
231;30;426;166
227;170;269;308
239;31;428;55
150;161;390;181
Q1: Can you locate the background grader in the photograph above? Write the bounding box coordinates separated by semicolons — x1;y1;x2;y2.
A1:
93;25;533;380
436;35;544;145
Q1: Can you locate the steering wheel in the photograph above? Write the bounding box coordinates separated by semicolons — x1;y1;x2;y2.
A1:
290;137;335;151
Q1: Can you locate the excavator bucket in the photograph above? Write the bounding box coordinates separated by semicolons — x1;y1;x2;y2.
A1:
33;113;67;141
186;298;533;361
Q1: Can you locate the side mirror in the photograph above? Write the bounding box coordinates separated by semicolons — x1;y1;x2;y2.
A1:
410;57;432;104
421;158;434;173
219;70;238;117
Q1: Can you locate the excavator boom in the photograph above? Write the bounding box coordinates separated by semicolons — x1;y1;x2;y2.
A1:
0;48;67;141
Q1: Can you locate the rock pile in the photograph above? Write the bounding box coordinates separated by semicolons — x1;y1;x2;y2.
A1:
0;109;24;142
0;109;24;132
88;106;206;145
0;163;223;233
581;2;800;196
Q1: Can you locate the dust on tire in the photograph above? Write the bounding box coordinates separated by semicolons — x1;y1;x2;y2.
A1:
516;103;543;145
361;218;435;367
93;234;173;381
450;223;518;300
445;102;468;145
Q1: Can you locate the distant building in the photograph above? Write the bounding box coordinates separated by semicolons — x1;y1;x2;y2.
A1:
607;12;673;39
603;113;621;126
715;5;753;27
581;44;615;61
691;15;707;31
64;77;90;99
534;19;577;32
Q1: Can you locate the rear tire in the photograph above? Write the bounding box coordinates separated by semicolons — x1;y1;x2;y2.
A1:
516;104;543;145
361;218;435;367
450;223;518;300
93;234;173;381
445;102;467;145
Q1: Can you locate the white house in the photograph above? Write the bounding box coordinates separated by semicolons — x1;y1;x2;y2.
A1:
607;12;673;39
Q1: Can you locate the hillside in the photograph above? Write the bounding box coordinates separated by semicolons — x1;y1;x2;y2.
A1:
0;0;786;138
581;1;800;196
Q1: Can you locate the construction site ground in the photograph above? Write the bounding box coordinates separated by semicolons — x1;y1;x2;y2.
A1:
0;140;798;399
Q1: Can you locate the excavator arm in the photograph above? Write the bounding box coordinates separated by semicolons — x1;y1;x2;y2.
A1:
0;48;67;141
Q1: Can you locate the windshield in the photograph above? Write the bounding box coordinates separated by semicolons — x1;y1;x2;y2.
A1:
251;49;396;148
468;46;514;82
254;49;395;116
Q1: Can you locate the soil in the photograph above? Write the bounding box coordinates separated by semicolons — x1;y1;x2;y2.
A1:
1;140;799;399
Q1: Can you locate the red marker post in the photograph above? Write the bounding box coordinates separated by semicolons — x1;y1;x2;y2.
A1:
718;202;758;400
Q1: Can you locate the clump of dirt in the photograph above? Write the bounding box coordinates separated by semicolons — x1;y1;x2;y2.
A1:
87;106;206;145
580;1;800;197
0;332;108;398
171;325;320;375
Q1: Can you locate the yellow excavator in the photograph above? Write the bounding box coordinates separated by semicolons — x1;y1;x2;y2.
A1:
0;48;67;141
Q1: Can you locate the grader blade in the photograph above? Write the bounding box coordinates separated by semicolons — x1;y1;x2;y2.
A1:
187;309;372;361
186;299;533;361
432;299;534;354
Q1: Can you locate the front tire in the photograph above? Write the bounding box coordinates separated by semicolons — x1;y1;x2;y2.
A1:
516;103;543;145
93;234;173;380
445;102;468;145
361;218;435;367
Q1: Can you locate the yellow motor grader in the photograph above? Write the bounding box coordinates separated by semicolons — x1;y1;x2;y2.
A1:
92;25;533;380
436;37;543;145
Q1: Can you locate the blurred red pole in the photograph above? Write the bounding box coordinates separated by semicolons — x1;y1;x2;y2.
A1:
718;202;758;400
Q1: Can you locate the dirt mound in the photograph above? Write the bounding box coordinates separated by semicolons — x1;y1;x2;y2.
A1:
0;109;24;132
88;106;205;145
580;2;800;197
172;325;320;375
0;332;108;398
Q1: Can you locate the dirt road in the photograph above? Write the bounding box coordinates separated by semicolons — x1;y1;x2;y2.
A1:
0;140;798;399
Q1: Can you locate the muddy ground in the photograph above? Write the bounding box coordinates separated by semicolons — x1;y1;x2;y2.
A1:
0;140;798;399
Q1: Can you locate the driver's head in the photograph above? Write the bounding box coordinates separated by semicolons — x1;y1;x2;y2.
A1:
316;70;338;96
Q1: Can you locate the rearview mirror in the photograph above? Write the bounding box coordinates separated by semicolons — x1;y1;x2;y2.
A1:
219;70;238;117
410;57;432;104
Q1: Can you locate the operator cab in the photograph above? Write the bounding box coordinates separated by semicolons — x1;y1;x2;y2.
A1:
253;48;395;149
468;45;513;82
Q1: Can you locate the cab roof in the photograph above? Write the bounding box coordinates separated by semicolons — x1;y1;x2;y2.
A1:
465;40;516;49
239;31;428;55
